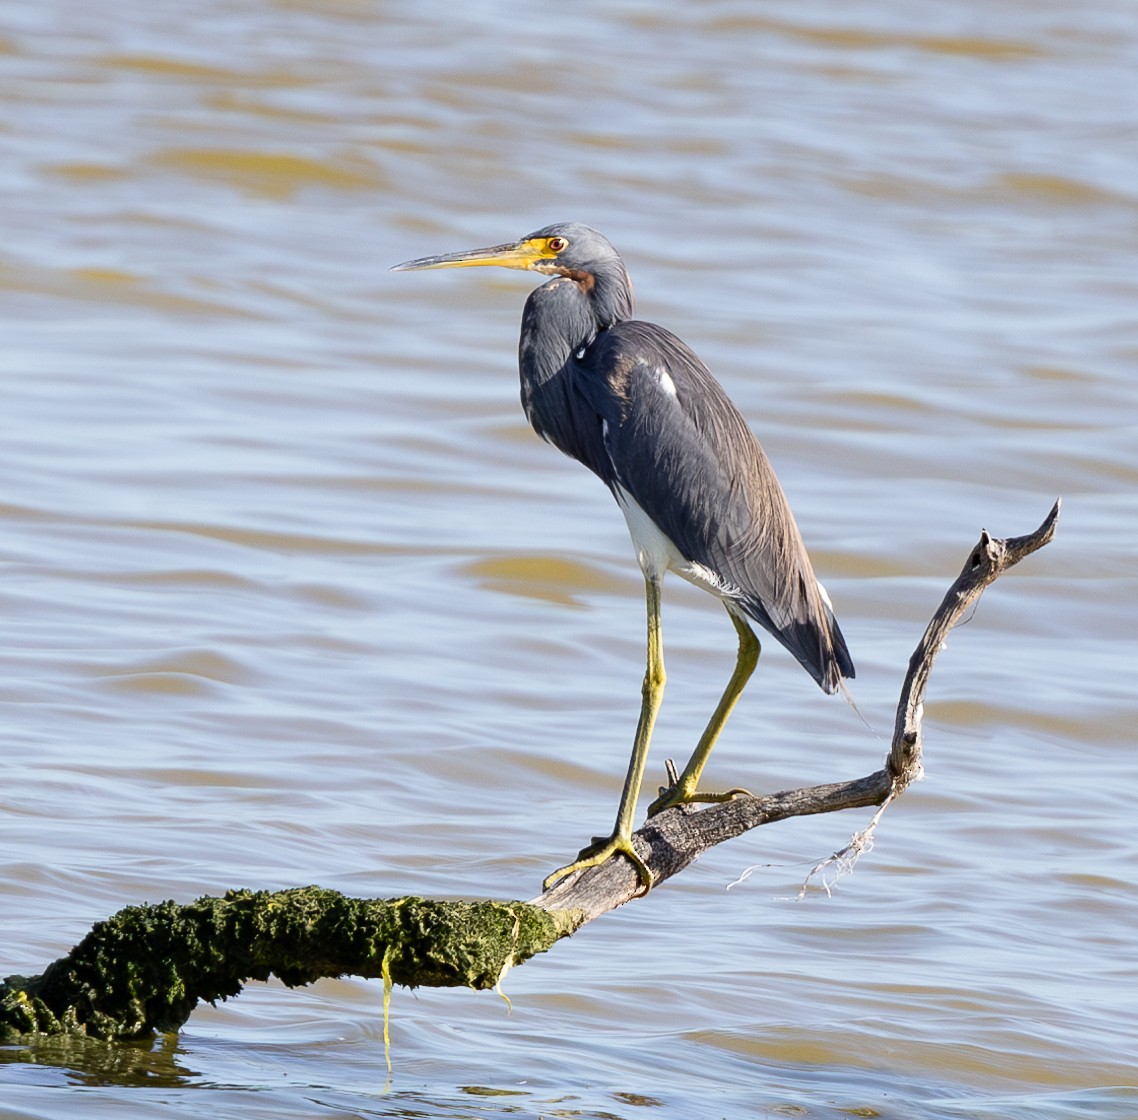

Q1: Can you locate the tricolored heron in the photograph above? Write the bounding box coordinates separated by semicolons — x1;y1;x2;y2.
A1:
393;223;854;891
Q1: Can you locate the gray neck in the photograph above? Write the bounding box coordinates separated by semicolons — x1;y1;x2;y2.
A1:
519;278;602;388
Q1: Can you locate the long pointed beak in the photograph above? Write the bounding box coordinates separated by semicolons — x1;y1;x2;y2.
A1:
390;239;544;273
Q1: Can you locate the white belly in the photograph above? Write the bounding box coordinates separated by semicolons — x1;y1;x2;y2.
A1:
613;486;735;600
614;486;678;580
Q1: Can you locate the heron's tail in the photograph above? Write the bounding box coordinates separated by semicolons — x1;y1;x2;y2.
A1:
741;593;854;696
818;610;855;695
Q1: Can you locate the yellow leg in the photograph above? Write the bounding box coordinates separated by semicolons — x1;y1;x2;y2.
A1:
648;605;760;817
543;576;665;894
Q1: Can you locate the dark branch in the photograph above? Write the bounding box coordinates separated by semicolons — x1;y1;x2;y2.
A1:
0;502;1059;1041
534;499;1061;920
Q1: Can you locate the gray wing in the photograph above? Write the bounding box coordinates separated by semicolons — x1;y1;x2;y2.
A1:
576;320;853;692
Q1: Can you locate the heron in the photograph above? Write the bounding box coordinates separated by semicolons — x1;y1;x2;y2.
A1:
392;223;854;892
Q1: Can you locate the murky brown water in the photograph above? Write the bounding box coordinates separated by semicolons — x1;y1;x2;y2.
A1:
2;2;1136;1117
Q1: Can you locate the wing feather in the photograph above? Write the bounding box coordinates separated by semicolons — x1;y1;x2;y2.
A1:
574;321;853;691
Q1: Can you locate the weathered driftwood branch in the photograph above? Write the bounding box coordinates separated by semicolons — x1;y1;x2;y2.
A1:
536;499;1059;918
0;502;1058;1042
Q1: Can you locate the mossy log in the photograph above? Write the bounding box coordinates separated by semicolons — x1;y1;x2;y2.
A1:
0;503;1058;1043
1;891;583;1042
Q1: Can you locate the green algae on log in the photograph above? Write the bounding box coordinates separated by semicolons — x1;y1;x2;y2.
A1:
0;505;1059;1045
0;887;582;1042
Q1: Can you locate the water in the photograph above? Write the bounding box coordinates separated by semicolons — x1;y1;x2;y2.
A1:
2;1;1136;1116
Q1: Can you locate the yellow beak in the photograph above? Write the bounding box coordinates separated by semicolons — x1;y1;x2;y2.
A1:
391;237;547;273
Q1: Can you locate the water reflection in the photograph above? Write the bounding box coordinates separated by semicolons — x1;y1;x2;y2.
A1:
0;1033;197;1089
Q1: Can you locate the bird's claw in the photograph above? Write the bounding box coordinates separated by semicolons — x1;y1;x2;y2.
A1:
542;833;654;895
647;783;753;817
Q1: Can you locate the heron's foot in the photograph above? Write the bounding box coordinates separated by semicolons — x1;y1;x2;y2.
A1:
647;779;752;818
542;832;654;895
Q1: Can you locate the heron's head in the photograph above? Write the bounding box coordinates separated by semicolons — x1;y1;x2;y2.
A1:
392;222;633;326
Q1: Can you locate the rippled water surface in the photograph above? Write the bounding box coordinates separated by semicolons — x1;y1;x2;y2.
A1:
2;1;1136;1117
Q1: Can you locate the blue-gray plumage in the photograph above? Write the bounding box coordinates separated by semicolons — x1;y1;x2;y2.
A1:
393;222;853;892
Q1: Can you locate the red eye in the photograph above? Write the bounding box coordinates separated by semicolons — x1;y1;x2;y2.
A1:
548;237;568;252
